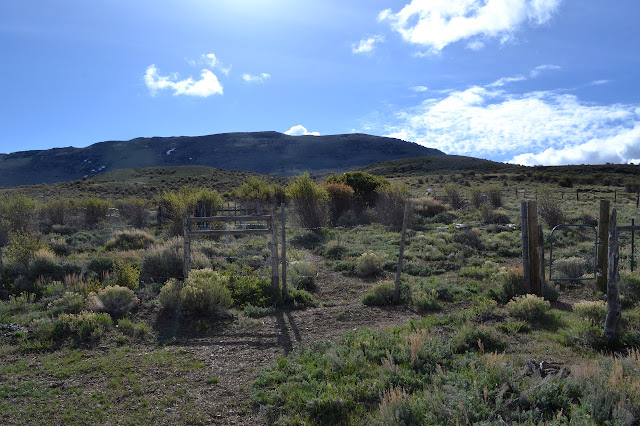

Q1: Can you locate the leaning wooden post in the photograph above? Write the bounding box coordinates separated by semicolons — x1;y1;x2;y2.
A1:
596;200;610;294
603;208;622;342
538;224;546;297
521;202;531;293
280;203;287;298
393;202;410;304
183;211;191;279
270;206;280;294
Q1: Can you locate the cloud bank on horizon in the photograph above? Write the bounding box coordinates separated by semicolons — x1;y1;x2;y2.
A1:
374;65;640;166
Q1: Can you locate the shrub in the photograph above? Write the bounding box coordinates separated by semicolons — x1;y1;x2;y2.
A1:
480;206;510;224
112;259;140;290
5;231;45;266
289;260;317;291
179;269;231;315
226;270;274;308
553;256;589;280
506;294;550;321
286;173;329;229
326;171;389;208
116;317;150;338
158;278;182;311
558;174;573;188
538;189;565;228
28;249;64;282
443;184;464;209
237;177;276;205
86;257;114;277
355;252;386;278
158;186;223;236
573;300;607;326
40;198;74;226
47;291;85;316
620;270;640;308
453;229;483;250
410;289;440;311
56;311;113;343
116;197;149;228
414;198;447;218
321;244;348;260
486;185;503;207
624;177;640;194
362;281;396;306
470;188;484;209
86;285;139;317
104;229;155;251
491;267;527;303
140;238;184;282
451;325;507;353
324;183;354;225
0;194;38;245
81;197;111;229
373;184;411;228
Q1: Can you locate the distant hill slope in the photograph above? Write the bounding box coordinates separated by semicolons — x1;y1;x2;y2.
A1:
359;155;524;177
0;132;442;187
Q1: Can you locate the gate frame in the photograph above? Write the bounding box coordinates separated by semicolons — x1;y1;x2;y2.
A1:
548;224;599;282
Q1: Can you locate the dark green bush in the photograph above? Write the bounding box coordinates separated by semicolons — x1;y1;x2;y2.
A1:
451;325;507;353
104;229;155;251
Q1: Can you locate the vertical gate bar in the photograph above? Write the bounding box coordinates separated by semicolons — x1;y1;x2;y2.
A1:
521;202;530;292
597;200;610;294
527;202;541;296
281;203;287;297
632;218;635;272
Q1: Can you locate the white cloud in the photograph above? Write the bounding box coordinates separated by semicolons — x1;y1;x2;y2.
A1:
352;35;385;54
467;40;486;51
372;66;640;166
242;73;271;83
201;53;232;75
144;65;223;97
530;64;561;77
284;125;320;136
379;0;563;52
411;86;429;92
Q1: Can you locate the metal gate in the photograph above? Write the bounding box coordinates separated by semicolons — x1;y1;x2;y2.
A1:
549;224;599;282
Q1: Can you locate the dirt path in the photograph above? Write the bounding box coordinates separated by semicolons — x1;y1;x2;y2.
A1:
166;254;422;424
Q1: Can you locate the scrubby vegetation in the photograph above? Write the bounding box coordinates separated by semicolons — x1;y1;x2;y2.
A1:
2;163;640;423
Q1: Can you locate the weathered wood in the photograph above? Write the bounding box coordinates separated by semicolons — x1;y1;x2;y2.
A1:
187;229;272;236
270;206;280;293
538;224;546;297
596;200;610;294
183;211;191;279
394;203;410;304
527;202;542;296
281;203;287;298
187;215;272;224
604;208;622;341
521;202;531;293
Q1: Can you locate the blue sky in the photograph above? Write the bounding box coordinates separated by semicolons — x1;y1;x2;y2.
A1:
2;0;639;166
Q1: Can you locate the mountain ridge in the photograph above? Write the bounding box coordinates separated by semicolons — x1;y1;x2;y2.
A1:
0;131;442;188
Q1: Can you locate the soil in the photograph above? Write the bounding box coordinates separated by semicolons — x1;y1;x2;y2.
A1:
150;255;422;424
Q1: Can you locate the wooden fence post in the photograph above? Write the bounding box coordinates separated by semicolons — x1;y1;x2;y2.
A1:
183;211;191;279
596;200;610;294
394;202;410;304
604;208;621;341
270;207;280;293
281;203;287;298
527;202;542;296
538;224;546;297
521;202;531;293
